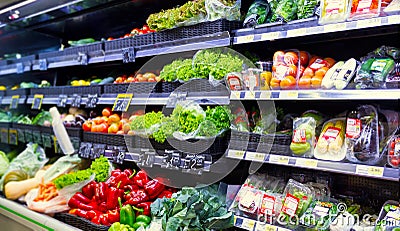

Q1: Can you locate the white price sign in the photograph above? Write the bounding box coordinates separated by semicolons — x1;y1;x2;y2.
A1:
245;152;266;162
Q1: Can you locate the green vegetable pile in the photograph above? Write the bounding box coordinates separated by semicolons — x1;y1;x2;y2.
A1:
150;185;233;231
53;156;110;189
32;111;52;126
108;222;135;231
178;107;205;134
0;110;26;123
159;49;245;82
153;108;181;144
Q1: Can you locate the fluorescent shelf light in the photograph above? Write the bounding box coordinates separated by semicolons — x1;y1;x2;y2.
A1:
0;0;36;15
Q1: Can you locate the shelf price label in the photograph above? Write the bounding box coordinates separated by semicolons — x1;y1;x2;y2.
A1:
237;35;255;44
122;47;135;63
279;91;298;99
78;142;92;159
255;223;277;231
269;155;289;165
287;28;307;37
388;15;400;24
227;150;245;159
324;23;347;33
17;129;25;143
295;158;318;168
261;32;280;41
245;152;266;162
234;216;256;231
92;143;106;159
10;95;20;109
31;94;43;110
57;94;68;107
42;133;52;148
259;91;272;99
25;130;33;143
16;63;24;74
39;59;47;71
71;94;82;108
356;165;384;177
112;93;133;112
86;94;98;108
8;129;17;145
230;91;242;99
0;128;8;144
244;91;256;99
356;18;381;28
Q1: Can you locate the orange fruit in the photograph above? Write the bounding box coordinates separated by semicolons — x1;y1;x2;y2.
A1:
311;76;323;89
299;76;312;89
270;77;281;90
315;67;330;77
324;57;336;68
280;75;297;90
287;64;298;76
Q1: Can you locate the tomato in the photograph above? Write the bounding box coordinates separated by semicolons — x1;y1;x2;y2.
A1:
109;114;121;123
107;37;114;41
303;67;314;77
390;141;395;149
299;76;312;89
127;77;135;83
389;150;395;156
284;52;299;65
142;25;150;31
131;28;140;35
108;123;119;134
102;107;112;117
124;33;130;38
115;77;124;83
299;51;309;67
390;157;399;166
270;77;281;90
287;64;298;77
315;67;330;77
280;76;296;90
324;57;336;68
98;123;109;133
273;51;285;65
311;76;323;89
93;117;105;125
82;121;93;132
91;124;98;132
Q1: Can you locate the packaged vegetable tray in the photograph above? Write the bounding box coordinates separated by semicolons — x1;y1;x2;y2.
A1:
319;0;351;25
290;117;317;157
257;192;284;224
375;200;400;231
280;179;314;222
271;49;302;90
347;0;381;21
299;201;339;231
314;118;347;161
386;135;400;168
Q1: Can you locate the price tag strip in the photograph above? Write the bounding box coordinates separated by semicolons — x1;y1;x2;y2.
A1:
17;129;25;143
10;95;20;109
268;155;290;165
355;165;384;177
237;34;255;44
234;216;256;231
57;95;68;107
245;152;267;162
286;28;307;38
261;32;280;41
112;94;133;112
31;94;43;110
8;129;17;145
71;94;82;108
86;94;98;108
356;17;381;29
295;158;318;168
227;149;246;159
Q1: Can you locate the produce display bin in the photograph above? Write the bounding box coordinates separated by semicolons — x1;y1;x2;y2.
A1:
62;85;103;96
5;88;30;97
103;82;158;94
82;132;126;146
104;37;134;55
154;19;242;43
54;213;109;231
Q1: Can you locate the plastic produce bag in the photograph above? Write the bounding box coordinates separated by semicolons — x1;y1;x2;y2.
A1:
348;0;381;21
271;50;302;90
299;201;338;231
274;0;299;22
319;0;350;25
297;0;320;19
345;105;381;164
0;143;48;191
243;0;271;27
314;118;347;161
205;0;241;21
290;117;317;157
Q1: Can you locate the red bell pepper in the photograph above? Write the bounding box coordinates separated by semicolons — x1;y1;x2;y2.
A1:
106;186;124;210
109;169;136;188
157;190;173;199
82;181;97;200
91;213;102;225
132;202;151;216
124;184;139;193
132;170;148;188
124;189;149;206
98;202;108;213
69;209;101;220
144;178;165;199
68;193;97;211
107;209;120;224
94;182;108;202
100;213;111;226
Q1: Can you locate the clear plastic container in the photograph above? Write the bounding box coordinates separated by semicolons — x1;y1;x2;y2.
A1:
314;118;347;161
345;105;382;165
257;192;284;224
238;187;264;215
290;117;317;158
280;179;314;219
375;200;400;230
306;182;331;201
387;135;400;168
299;201;339;231
271;50;301;90
319;0;351;25
348;0;381;21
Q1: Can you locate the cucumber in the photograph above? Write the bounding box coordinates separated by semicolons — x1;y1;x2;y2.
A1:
99;77;114;84
334;58;357;90
321;61;345;89
90;79;102;85
68;38;96;47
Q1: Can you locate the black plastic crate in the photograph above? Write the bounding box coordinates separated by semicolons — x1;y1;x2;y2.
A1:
125;135;154;149
54;213;109;231
158;81;183;93
83;132;126;146
104;37;134;54
5;88;30;96
64;42;104;58
133;33;155;47
154;19;242;43
0;90;4;97
12;123;34;131
39;126;53;134
66;127;83;138
103;82;158;94
38;50;67;63
172;79;227;93
30;87;64;96
62;85;102;96
0;122;11;128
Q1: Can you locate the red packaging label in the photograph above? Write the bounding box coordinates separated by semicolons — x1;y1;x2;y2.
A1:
260;194;276;216
293;129;307;143
309;59;329;71
325;0;344;15
346;118;361;138
281;193;299;217
356;0;373;12
274;65;289;80
322;127;341;142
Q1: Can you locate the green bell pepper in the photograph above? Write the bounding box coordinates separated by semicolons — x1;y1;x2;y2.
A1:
132;221;149;230
135;215;151;224
119;197;135;227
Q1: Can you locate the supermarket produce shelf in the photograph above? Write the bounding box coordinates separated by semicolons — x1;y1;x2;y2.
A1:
229;89;400;100
227;150;399;181
0;197;79;231
0;96;27;105
233;15;400;45
233;215;291;231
